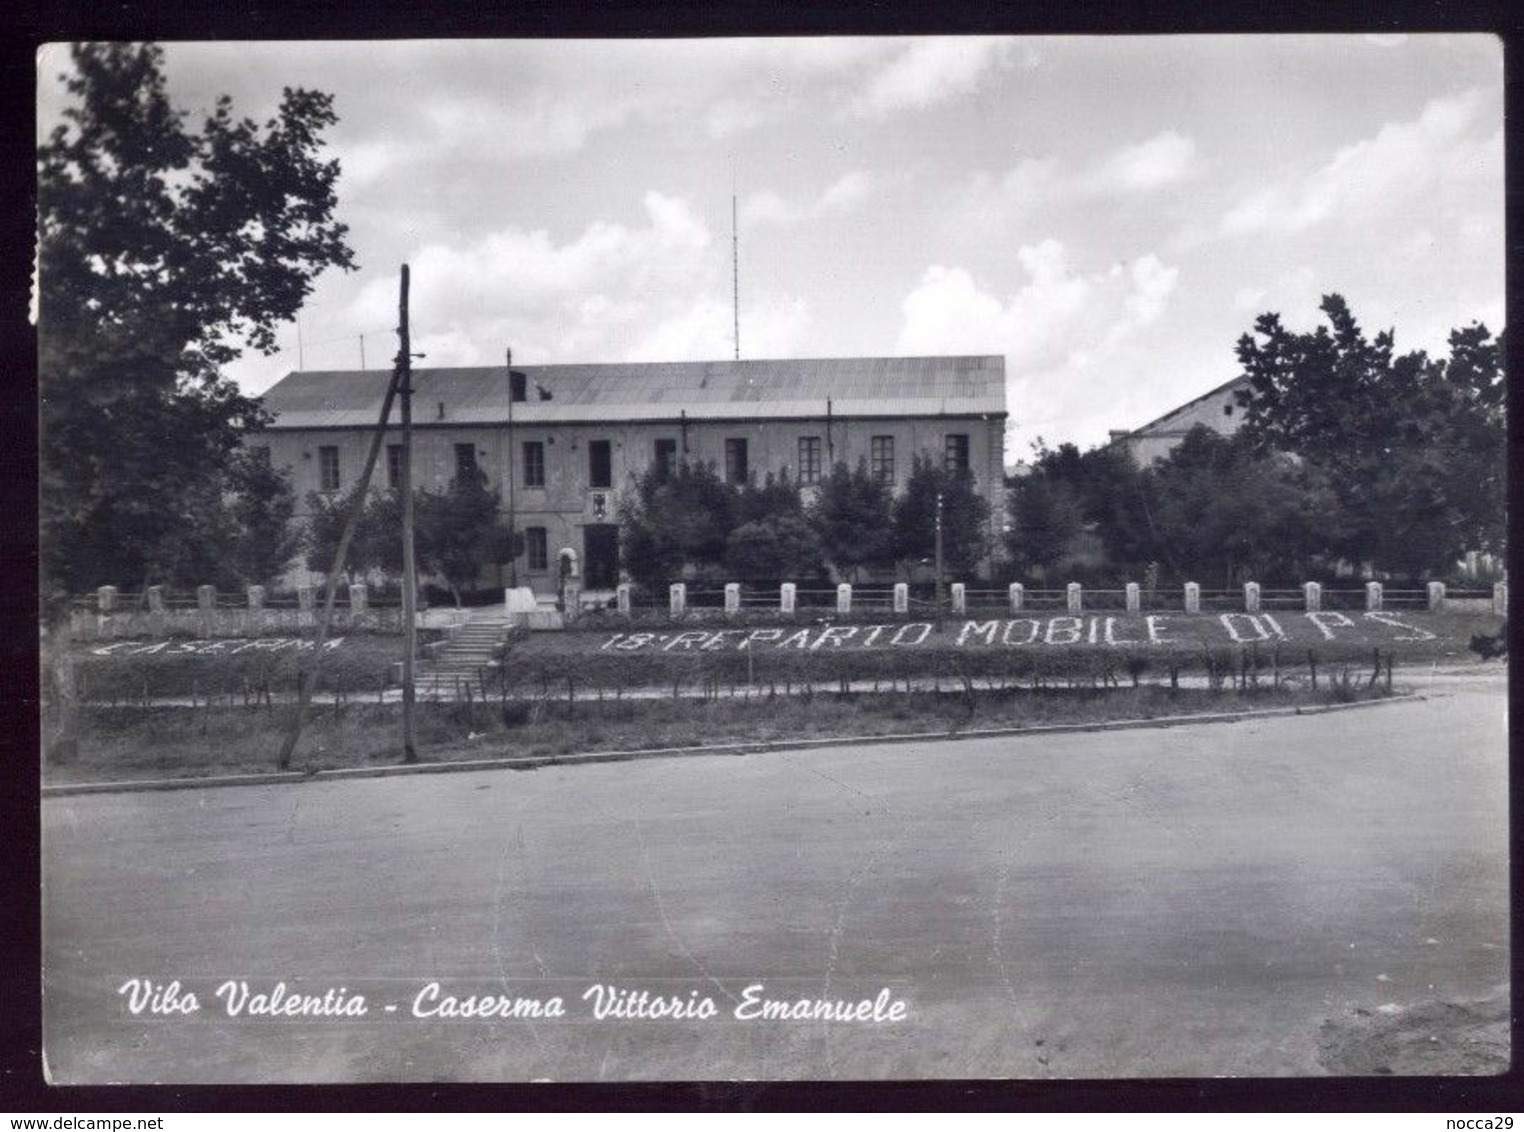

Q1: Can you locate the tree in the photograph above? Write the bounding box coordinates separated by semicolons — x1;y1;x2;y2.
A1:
725;514;825;581
807;460;896;581
415;468;522;607
1139;426;1335;587
618;460;735;588
891;455;991;580
734;469;804;526
1027;439;1151;568
1235;295;1506;576
223;450;302;587
1004;472;1084;577
38;43;355;593
303;487;375;580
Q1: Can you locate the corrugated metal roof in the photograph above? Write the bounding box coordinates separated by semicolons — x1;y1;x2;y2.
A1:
258;356;1007;429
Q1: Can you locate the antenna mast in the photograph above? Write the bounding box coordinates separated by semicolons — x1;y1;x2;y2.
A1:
731;167;740;361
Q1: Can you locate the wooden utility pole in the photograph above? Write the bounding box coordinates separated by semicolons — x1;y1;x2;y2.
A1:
398;265;419;763
276;339;405;769
505;346;517;588
934;489;945;631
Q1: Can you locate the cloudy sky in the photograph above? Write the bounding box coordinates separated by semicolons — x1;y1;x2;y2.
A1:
38;35;1504;462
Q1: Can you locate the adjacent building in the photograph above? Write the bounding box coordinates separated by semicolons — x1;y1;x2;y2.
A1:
253;355;1008;597
1107;375;1251;466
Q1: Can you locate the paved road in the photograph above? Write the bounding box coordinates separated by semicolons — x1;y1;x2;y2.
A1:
42;684;1508;1083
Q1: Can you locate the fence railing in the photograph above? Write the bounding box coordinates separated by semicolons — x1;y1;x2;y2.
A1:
71;576;1509;636
609;578;1506;622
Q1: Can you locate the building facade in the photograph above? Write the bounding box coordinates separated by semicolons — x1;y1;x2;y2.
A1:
253;356;1008;597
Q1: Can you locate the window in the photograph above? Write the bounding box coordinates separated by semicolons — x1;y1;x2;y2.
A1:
798;436;822;485
319;446;341;492
654;438;678;479
870;436;895;485
944;433;970;473
588;439;612;488
454;443;478;480
523;441;545;488
386;444;404;490
526;527;549;572
725;438;749;485
1223;403;1234;417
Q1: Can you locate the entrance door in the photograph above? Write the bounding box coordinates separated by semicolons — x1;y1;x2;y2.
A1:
583;524;619;590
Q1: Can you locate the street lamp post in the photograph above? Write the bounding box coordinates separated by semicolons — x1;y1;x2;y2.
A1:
934;489;945;631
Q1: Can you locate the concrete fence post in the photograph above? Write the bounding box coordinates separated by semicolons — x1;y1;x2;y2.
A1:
616;583;631;616
837;583;852;614
1008;582;1024;612
1125;582;1140;614
780;582;796;616
1493;581;1508;617
724;583;740;615
195;585;214;613
1244;582;1261;613
1184;582;1201;615
951;583;966;615
1465;551;1479;580
669;582;686;618
1066;582;1082;614
247;585;266;612
1427;581;1445;612
893;582;909;615
97;585;117;614
1304;582;1321;612
1365;581;1383;612
147;585;166;614
348;582;367;613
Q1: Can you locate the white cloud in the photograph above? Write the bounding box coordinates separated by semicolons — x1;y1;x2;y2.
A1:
629;294;810;362
704;98;768;139
895;242;1180;447
740;170;887;229
818;170;878;213
1219;88;1498;236
327;190;807;370
897;240;1178;372
848;38;1014;118
739;191;799;228
1082;130;1200;194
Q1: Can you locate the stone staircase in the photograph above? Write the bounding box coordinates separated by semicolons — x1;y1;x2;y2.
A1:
413;609;513;699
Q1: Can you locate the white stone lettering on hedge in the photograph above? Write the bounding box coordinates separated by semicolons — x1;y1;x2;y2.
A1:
891;623;933;647
1305;611;1355;640
1045;617;1083;645
1002;619;1040;645
561;612;1459;655
662;631;711;651
811;626;858;649
1362;611;1437;641
738;629;783;649
1104;617;1138;645
88;637;344;658
957;621;1001;647
1219;613;1289;643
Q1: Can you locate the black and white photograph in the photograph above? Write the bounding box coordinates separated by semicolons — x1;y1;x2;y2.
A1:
34;32;1508;1086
